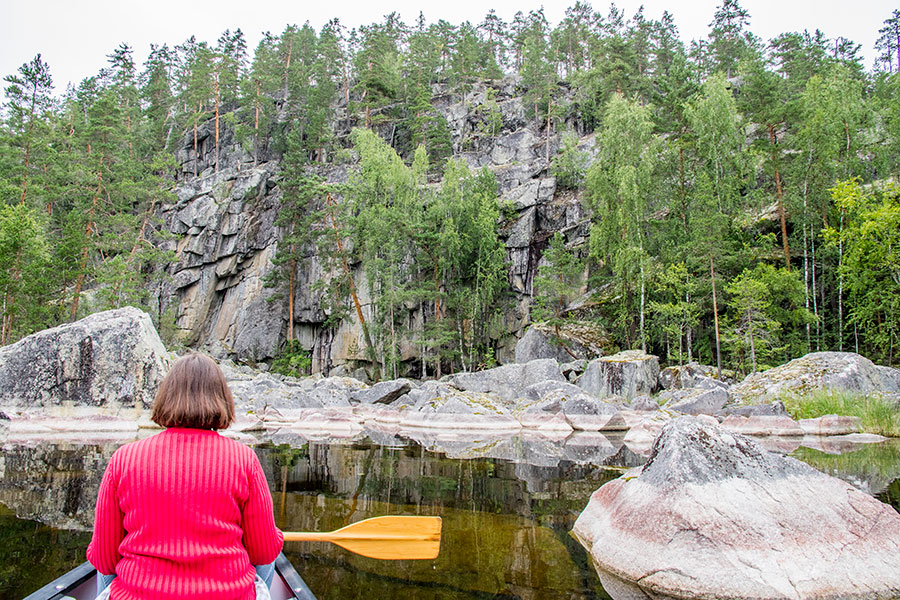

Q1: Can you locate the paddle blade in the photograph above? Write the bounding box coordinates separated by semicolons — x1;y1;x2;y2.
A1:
284;515;442;560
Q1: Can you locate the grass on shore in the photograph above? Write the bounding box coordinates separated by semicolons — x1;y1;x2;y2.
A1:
782;391;900;437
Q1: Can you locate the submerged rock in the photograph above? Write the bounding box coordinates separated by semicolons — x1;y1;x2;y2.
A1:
0;307;170;415
799;415;862;436
720;414;804;436
514;381;621;431
573;416;900;600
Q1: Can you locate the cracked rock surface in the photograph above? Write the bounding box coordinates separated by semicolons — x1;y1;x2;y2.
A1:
572;416;900;600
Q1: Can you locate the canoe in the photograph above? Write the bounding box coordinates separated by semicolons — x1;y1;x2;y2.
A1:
23;553;316;600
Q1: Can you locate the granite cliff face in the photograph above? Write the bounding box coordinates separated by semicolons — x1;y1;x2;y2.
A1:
150;76;593;372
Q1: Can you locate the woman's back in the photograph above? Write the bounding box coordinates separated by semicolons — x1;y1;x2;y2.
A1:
87;428;283;600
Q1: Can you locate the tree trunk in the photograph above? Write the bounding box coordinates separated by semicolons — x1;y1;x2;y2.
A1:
253;80;260;167
70;171;102;320
811;231;819;350
710;254;722;379
545;97;552;167
838;210;844;351
639;255;646;353
214;72;220;175
768;125;790;269
747;306;757;373
1;246;24;344
325;193;379;379
433;259;442;379
112;197;159;307
18;82;39;206
803;224;811;352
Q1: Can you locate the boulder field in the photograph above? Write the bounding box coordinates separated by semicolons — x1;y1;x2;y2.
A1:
1;309;899;444
572;417;900;600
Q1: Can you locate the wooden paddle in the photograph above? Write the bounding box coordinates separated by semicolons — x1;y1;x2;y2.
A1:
283;515;442;560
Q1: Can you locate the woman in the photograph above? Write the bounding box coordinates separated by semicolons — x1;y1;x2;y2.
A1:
87;354;283;600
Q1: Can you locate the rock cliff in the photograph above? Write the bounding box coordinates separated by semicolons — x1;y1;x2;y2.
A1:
151;76;593;372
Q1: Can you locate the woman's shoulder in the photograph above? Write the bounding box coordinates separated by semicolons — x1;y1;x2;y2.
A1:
108;430;164;458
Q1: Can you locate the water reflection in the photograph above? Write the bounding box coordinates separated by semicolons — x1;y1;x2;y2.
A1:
2;431;899;599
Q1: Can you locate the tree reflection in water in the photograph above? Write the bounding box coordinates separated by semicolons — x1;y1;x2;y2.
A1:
2;432;898;599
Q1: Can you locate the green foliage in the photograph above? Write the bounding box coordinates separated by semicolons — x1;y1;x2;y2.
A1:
0;203;50;343
586;93;659;350
2;8;900;381
782;391;900;437
532;232;582;325
550;130;590;190
648;262;700;363
825;180;900;363
271;340;313;377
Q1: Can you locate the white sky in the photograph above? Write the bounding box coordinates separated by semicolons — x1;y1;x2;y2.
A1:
1;0;896;93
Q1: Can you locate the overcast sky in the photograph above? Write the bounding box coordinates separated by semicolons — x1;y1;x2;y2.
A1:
1;0;896;93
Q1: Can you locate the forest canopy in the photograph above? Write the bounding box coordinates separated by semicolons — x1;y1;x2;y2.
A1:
2;2;899;375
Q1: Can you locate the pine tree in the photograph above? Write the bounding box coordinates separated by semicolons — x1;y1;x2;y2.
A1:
140;44;176;152
739;57;792;270
478;9;509;69
265;126;325;344
707;0;758;77
875;10;900;73
3;54;54;207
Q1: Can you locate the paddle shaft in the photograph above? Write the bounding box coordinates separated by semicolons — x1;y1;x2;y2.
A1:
283;531;437;542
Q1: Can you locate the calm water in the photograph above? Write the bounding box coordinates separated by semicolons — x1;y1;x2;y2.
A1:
2;428;899;600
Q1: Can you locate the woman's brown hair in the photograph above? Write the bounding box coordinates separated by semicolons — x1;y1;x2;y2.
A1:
151;354;235;430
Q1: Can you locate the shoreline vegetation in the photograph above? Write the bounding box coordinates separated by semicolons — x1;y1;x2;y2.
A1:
782;391;900;437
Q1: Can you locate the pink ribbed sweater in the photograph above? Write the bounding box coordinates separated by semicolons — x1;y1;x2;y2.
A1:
86;428;284;600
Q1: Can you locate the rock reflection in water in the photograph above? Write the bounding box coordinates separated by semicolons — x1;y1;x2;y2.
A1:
255;437;622;600
3;430;899;600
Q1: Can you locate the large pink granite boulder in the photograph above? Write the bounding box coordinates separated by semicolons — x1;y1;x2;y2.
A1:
573;417;900;600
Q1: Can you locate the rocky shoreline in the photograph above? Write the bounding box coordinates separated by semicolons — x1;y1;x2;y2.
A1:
4;308;900;599
1;308;899;444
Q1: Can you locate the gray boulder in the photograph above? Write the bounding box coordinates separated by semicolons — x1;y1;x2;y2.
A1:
723;401;787;417
720;414;804;436
448;359;564;404
629;395;658;412
731;352;898;402
875;365;900;393
351;379;414;405
661;386;729;415
0;308;170;414
658;362;733;390
515;381;620;431
573;416;900;600
399;382;520;431
514;323;607;363
577;350;659;400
